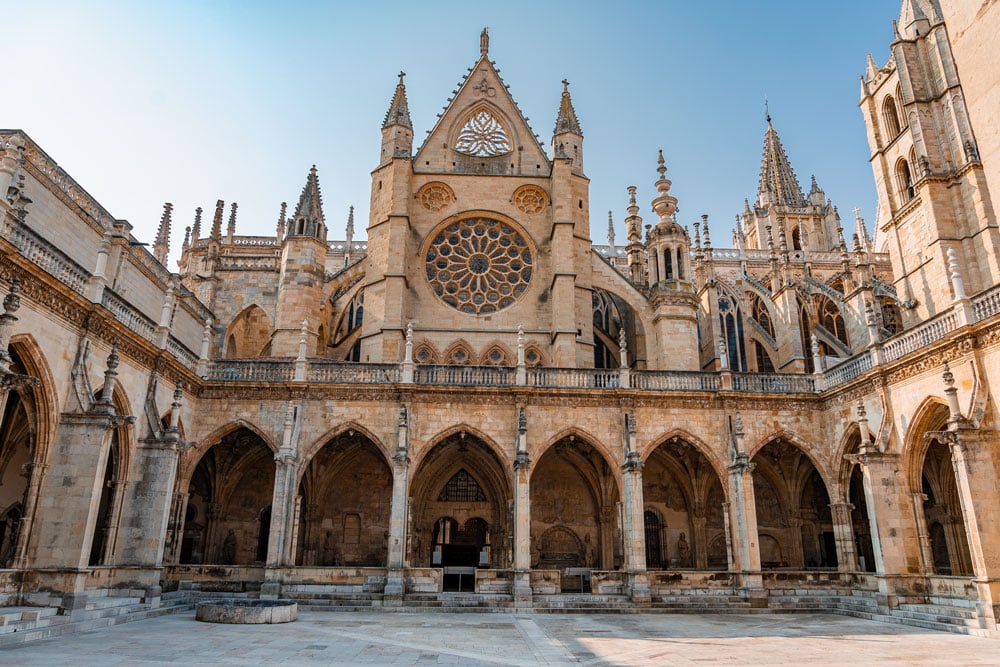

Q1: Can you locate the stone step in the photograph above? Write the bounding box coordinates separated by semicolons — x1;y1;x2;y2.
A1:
896;603;978;619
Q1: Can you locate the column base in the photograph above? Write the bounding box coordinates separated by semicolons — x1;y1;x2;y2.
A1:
627;572;651;605
383;569;404;606
259;582;282;600
513;571;532;609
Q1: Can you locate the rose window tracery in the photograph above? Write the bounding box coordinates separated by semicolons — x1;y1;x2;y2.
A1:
512;185;548;214
417;183;455;212
425;218;533;314
455;110;511;157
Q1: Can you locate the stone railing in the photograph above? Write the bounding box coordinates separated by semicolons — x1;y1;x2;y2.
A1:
101;288;158;344
882;310;959;362
216;255;280;271
823;350;872;387
413;364;513;386
732;373;816;393
526;367;621;389
205;359;295;382
632;371;720;391
309;361;399;384
167;337;199;369
973;284;1000;321
232;235;278;246
8;222;90;295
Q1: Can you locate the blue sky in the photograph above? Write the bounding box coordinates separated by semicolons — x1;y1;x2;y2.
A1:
8;1;900;263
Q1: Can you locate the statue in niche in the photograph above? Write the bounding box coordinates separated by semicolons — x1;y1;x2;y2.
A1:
677;532;691;567
221;529;237;564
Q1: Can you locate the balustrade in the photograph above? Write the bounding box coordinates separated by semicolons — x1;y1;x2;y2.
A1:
101;289;158;343
882;311;959;362
9;223;90;295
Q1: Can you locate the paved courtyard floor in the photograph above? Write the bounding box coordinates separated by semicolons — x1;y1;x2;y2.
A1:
1;611;997;665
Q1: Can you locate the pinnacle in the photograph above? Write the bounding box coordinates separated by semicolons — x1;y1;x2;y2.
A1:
382;71;412;130
758;119;805;208
553;79;583;136
292;165;325;229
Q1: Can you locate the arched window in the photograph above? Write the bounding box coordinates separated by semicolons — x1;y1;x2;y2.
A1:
663;248;673;280
717;289;746;372
880;297;902;335
816;296;849;348
592;288;625;369
791;226;802;251
332;289;365;361
883;96;901;138
798;297;814;374
750;294;775;340
896;158;914;201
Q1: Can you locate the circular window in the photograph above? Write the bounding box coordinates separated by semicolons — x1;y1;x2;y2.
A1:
425;218;533;314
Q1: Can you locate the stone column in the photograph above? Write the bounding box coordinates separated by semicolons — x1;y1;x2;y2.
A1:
164;490;189;565
384;405;410;604
262;404;300;598
691;506;708;570
829;502;859;573
620;410;650;603
30;345;135;603
911;492;935;575
726;414;763;597
512;407;532;607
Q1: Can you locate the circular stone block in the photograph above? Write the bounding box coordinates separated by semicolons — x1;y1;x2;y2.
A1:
195;599;298;624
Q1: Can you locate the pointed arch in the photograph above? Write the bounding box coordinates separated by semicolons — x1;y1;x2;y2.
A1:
180;419;278;486
413;341;439;365
412;423;509;472
479;342;512;367
443;340;474;366
8;334;58;460
640;428;728;486
903;397;951;491
534;426;617;473
224;304;273;359
449;101;516;157
747;429;833;494
297;421;391;478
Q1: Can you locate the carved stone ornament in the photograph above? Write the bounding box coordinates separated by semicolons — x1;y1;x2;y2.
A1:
512;185;548;215
417;182;455;212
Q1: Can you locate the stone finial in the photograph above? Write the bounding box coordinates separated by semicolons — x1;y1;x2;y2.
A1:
346;205;355;245
192;206;203;240
226;202;238;239
404;321;414;364
210;200;224;241
656;149;666;181
518;407;526;433
398;404;408;428
734;412;744;436
182;226;191;251
166;382;183;436
607;211;615;248
153;202;173;266
946;247;966;300
701;214;711;250
99;342;120;407
480;27;489;56
3;278;21;317
942;360;962;421
810;333;820;358
717;333;729;371
0;278;22;371
276;202;287;240
618;328;627;369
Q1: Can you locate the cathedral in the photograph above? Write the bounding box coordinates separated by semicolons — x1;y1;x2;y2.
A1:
0;0;999;635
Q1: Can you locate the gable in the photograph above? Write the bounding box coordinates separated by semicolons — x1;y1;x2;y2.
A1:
414;55;551;176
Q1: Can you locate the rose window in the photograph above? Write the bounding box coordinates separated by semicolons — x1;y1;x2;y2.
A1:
455;110;511;156
425;218;533;314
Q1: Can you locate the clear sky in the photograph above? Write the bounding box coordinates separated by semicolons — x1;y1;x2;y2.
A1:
7;1;901;265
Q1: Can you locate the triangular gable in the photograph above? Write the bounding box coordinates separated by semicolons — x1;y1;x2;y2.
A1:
414;54;551;174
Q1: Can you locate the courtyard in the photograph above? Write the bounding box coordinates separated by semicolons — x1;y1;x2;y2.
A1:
1;611;996;665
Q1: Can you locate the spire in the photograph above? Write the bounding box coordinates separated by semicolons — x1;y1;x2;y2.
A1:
480;27;489;56
758;116;805;208
553;79;583;136
153;202;173;266
291;165;325;237
382;70;412;130
607;211;615;247
853;206;872;253
210;200;224;241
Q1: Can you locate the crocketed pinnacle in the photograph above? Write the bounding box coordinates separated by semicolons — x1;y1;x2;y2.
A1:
210;200;224;241
382;71;412;130
758;118;804;208
153;202;173;265
553;79;583;136
293;165;325;228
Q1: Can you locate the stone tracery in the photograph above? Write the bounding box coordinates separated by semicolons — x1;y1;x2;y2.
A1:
454;109;511;156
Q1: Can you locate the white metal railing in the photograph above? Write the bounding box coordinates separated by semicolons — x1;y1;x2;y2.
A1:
973;284;1000;321
101;288;158;344
413;364;512;386
882;311;959;362
309;361;399;384
632;371;720;391
9;222;90;295
206;359;295;382
823;350;872;387
526;367;621;389
732;373;816;393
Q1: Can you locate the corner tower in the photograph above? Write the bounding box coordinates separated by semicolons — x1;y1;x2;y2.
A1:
860;0;1000;323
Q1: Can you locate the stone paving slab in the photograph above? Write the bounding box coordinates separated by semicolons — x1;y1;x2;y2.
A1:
0;611;997;665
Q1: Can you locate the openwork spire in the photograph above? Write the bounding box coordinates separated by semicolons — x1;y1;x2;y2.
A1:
554;79;583;136
382;70;412;130
291;165;325;236
758;118;804;208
